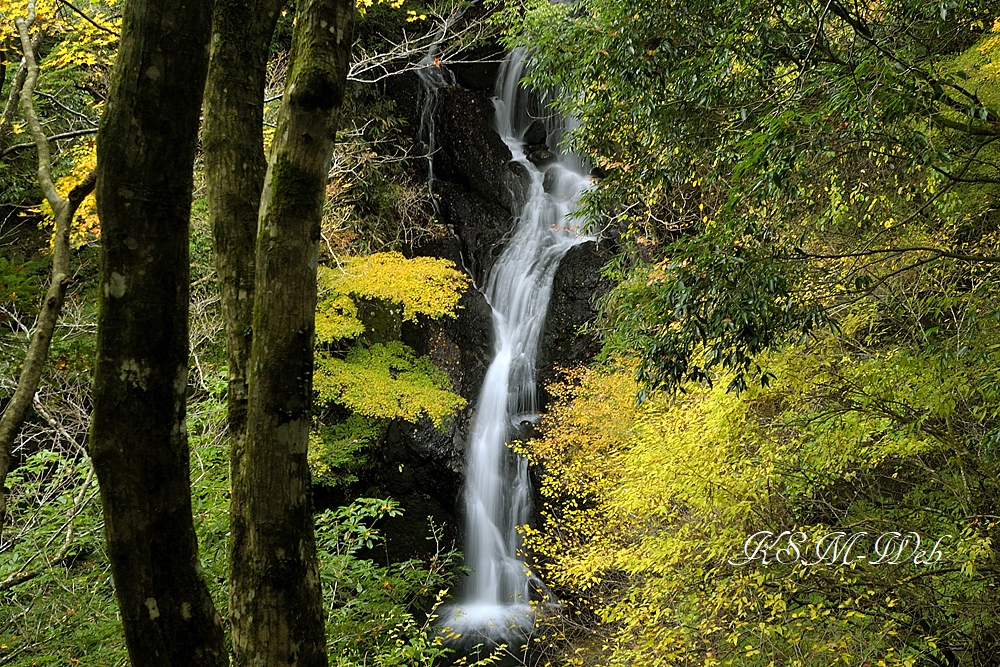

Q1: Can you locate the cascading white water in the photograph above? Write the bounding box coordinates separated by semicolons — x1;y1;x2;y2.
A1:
440;48;593;640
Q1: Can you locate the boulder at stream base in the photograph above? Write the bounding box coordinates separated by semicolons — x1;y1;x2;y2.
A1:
523;119;548;147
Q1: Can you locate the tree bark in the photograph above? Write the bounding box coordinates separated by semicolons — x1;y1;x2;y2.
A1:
203;0;282;443
230;0;354;664
202;4;281;629
0;7;94;543
89;0;227;664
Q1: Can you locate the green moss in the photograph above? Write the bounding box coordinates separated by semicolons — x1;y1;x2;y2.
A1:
265;155;324;226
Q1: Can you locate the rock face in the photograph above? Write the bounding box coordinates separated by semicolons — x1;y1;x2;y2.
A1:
357;57;612;560
431;85;530;284
538;240;613;398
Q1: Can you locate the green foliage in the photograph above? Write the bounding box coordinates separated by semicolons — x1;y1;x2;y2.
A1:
600;226;828;396
315;497;463;667
0;254;47;322
497;0;1000;393
0;450;123;667
309;413;383;487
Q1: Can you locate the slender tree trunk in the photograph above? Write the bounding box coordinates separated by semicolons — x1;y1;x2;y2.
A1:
230;0;354;664
203;0;282;442
89;0;227;664
0;7;94;542
0;32;41;145
202;4;281;627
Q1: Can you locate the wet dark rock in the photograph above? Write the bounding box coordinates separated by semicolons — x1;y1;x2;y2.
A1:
542;169;557;194
450;43;505;91
537;240;613;398
523;120;547;147
401;270;494;400
435;86;524;215
527;149;557;167
434;181;513;284
510;418;540;447
350;272;493;562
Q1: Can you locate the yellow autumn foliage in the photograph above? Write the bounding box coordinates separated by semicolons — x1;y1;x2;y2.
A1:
2;0;120;73
356;0;404;15
40;141;99;245
316;252;469;341
310;253;469;483
315;341;465;428
524;340;1000;667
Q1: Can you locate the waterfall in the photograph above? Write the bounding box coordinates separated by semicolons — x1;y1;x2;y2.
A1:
415;15;478;282
440;48;593;643
416;35;454;216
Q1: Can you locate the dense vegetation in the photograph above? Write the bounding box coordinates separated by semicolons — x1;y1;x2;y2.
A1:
2;0;999;665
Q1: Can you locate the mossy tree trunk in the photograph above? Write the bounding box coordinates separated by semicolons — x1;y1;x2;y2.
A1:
230;0;354;664
202;1;282;627
203;0;284;447
89;0;227;664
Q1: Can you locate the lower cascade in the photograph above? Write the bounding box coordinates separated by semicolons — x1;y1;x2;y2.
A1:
439;49;593;646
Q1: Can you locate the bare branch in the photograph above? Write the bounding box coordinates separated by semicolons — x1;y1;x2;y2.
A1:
0;127;99;159
17;5;61;211
35;90;99;124
347;9;499;84
0;32;43;142
792;245;1000;264
0;462;96;592
55;0;119;36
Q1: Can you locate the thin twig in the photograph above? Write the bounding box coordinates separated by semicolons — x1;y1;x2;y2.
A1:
0;127;98;159
55;0;119;36
0;463;96;592
35;90;98;124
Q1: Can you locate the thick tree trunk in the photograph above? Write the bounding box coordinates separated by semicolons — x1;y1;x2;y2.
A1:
230;0;354;665
89;0;227;665
202;4;281;629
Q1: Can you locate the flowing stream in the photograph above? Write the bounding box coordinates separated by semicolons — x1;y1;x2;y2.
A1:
439;48;592;643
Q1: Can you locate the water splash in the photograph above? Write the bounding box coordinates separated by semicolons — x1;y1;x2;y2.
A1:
439;48;593;645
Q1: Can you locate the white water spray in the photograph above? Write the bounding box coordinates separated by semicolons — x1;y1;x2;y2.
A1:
440;48;593;640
